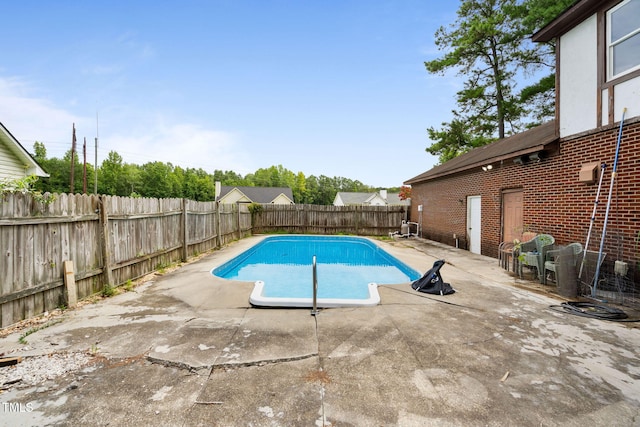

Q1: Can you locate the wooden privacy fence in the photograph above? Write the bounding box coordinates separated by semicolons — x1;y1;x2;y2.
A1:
1;195;405;328
0;193;250;328
252;204;408;235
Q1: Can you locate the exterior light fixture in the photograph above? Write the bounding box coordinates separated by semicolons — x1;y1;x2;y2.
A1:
482;164;493;171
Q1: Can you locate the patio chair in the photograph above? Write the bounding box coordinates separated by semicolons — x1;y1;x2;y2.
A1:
498;231;537;272
498;241;516;271
517;234;555;282
543;242;583;285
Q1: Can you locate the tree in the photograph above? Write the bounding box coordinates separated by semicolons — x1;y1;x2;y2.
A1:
212;170;247;186
26;142;395;202
100;151;124;195
33;141;47;164
426;117;492;163
517;0;574;125
424;0;573;161
138;162;177;198
181;167;216;201
399;186;412;201
426;0;529;139
292;172;308;204
314;175;338;205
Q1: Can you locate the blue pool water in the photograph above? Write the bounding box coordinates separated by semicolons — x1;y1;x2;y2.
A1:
212;235;420;307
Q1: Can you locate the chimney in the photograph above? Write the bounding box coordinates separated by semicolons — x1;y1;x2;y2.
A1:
215;181;221;200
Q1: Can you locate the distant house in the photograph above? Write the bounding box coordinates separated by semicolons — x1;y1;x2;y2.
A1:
215;183;294;205
333;190;410;207
0;122;48;180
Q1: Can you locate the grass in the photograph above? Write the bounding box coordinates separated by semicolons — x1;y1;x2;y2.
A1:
18;319;64;345
101;284;116;298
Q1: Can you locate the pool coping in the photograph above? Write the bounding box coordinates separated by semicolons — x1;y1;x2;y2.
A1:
249;280;381;308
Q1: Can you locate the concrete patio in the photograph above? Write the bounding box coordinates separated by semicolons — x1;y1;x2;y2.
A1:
1;236;639;426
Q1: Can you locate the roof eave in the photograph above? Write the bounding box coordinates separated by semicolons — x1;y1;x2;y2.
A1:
532;0;618;42
405;145;549;184
0;122;49;178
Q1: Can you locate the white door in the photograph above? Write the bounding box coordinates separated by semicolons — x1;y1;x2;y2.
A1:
467;196;481;254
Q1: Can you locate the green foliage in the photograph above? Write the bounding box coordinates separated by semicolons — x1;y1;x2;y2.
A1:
101;284;116;297
0;175;56;205
426;117;493;163
0;174;39;193
424;0;574;161
30;143;384;204
247;202;264;215
425;0;528;139
519;73;556;127
18;319;63;344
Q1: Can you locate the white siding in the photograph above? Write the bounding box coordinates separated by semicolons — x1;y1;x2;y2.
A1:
219;189;250;204
601;89;609;125
368;195;386;206
271;194;294;204
614;78;640;121
559;15;598;137
0;140;28;179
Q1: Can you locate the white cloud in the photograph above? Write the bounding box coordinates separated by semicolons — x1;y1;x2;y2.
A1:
0;76;252;175
103;119;252;174
0;76;86;155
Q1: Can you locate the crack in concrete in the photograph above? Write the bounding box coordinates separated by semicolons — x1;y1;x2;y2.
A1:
145;355;211;375
210;352;320;371
145;352;320;375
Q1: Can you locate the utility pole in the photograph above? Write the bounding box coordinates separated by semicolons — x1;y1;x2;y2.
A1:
95;112;99;194
70;123;76;194
83;137;87;194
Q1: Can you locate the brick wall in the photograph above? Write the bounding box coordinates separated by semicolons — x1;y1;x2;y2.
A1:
409;119;640;268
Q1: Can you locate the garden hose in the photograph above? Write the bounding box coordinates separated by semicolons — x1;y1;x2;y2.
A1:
549;301;639;322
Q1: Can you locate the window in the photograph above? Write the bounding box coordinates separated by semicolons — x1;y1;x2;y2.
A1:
607;0;640;80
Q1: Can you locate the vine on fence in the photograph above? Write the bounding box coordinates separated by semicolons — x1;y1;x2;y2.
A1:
0;174;56;205
247;202;263;215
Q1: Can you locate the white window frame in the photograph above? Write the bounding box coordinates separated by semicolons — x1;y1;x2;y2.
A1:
606;0;640;80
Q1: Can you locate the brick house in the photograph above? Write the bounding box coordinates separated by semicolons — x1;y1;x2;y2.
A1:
405;0;639;277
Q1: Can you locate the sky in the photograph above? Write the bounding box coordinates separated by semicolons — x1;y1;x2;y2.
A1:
0;0;464;188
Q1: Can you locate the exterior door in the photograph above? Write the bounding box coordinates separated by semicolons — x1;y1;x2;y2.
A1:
502;190;523;244
467;196;481;254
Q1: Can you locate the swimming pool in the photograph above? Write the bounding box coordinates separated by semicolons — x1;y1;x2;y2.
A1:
211;235;421;307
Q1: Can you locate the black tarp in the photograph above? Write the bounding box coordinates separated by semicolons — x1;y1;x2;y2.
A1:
411;259;455;295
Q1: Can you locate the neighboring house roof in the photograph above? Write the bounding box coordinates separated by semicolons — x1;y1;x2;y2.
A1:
385;193;411;206
532;0;615;42
335;192;378;205
217;186;294;204
405;121;558;185
334;191;410;206
0;122;48;179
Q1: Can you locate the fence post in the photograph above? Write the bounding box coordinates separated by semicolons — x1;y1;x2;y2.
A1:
303;204;308;234
216;201;222;248
236;203;241;239
181;198;188;262
98;195;114;287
